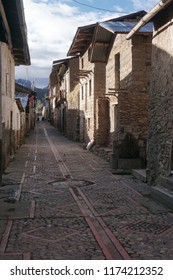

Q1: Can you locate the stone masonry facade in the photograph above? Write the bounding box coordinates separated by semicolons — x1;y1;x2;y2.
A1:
79;50;106;144
106;33;152;167
49;12;152;170
66;57;80;141
147;4;173;184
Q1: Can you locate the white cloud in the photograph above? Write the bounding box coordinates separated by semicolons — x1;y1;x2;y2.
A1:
16;0;160;87
16;0;121;86
131;0;159;11
24;0;120;67
113;5;124;13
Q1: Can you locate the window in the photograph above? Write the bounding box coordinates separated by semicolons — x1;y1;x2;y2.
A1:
88;118;90;130
81;85;84;100
85;83;88;96
115;53;120;90
6;73;9;96
89;79;92;96
88;47;92;60
81;58;84;69
85;83;88;111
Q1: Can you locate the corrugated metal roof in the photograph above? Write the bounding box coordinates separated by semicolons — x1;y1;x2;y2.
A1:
15;93;29;109
100;21;153;34
67;11;148;57
90;20;152;63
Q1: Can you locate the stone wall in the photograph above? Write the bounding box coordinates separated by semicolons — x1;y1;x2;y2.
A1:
1;43;16;170
107;33;152;166
65;57;80;141
79;49;107;144
106;34;132;147
106;34;133;93
147;6;173;184
94;63;107;145
20;113;26;146
96;97;109;146
79;50;95;143
54;108;58;128
2;125;12;170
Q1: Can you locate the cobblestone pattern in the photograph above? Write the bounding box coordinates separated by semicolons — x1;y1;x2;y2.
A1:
1;122;173;260
6;218;105;260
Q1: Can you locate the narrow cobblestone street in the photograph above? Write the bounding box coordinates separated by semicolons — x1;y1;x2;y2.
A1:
0;122;173;260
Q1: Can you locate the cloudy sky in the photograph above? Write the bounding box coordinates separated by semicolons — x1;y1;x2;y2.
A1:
15;0;159;88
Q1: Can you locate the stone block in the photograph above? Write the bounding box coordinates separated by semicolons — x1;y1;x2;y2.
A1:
118;158;142;170
110;154;118;169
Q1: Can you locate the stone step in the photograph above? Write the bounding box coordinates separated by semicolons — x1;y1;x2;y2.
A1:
132;169;147;183
151;185;173;211
159;175;173;192
118;158;142;170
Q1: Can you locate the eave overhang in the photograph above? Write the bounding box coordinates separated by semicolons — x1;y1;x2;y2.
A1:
67;11;147;58
1;0;30;65
49;58;69;86
15;98;25;112
67;23;95;57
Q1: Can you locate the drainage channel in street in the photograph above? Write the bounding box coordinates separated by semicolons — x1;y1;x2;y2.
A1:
69;187;131;260
47;177;130;260
48;178;94;188
42;126;131;259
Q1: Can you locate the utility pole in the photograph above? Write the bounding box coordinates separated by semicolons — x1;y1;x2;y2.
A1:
0;43;2;186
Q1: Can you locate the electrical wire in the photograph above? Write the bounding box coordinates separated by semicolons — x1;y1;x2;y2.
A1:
71;0;127;13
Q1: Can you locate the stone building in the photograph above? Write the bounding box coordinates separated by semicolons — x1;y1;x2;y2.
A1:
0;0;30;171
127;0;173;184
15;98;25;150
49;61;61;127
68;23;107;145
15;83;36;144
68;11;152;169
49;56;80;140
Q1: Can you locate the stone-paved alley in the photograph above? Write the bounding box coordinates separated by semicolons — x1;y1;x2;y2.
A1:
0;122;173;260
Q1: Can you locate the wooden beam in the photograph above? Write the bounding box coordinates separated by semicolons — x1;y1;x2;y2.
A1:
75;38;91;42
94;42;110;46
78;33;92;37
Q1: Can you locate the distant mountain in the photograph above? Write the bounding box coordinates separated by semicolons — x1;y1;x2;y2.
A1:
16;79;49;101
35;87;49;101
16;79;32;89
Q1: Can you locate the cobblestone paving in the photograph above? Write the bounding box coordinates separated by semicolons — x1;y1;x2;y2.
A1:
1;122;173;259
6;218;104;260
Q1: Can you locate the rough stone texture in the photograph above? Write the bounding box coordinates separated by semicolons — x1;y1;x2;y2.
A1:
1;122;173;260
106;33;152;167
1;43;15;170
79;51;106;144
79;51;95;143
95;97;109;145
2;126;11;170
147;5;173;185
66;57;80;141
